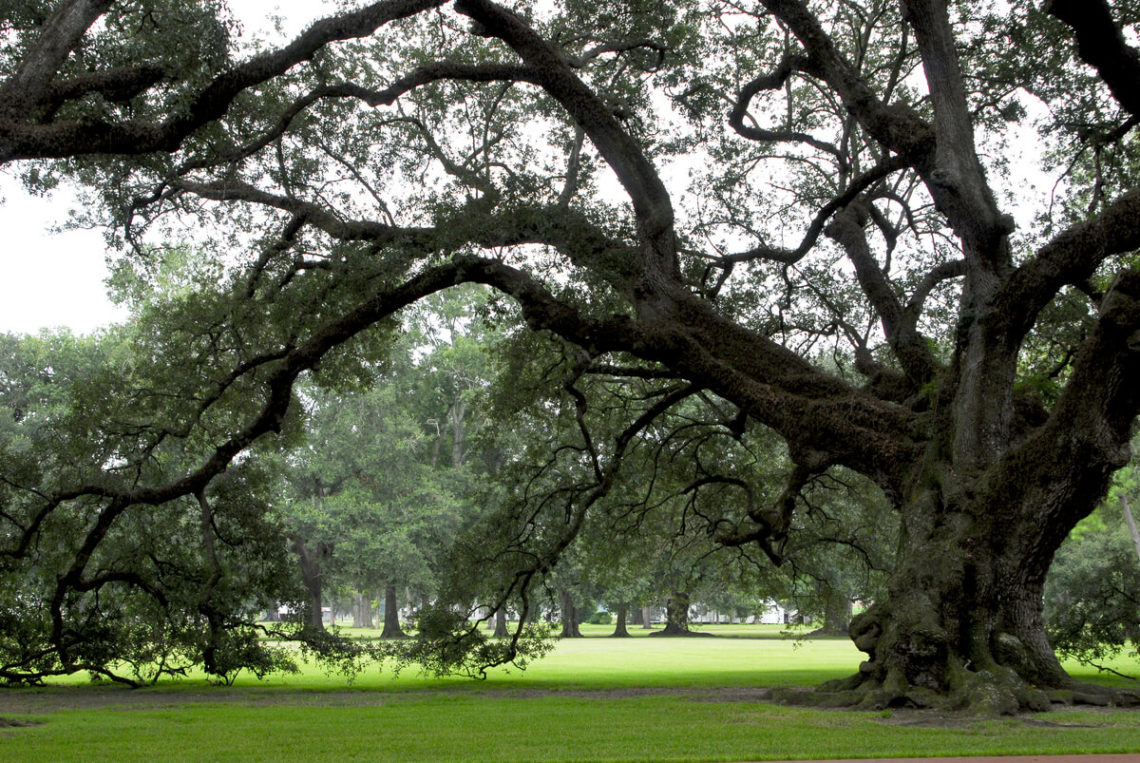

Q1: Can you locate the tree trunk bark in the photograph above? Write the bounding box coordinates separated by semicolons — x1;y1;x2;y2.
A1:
651;591;709;636
290;535;327;633
492;607;509;638
380;581;407;639
558;589;582;638
363;591;375;629
352;592;364;628
808;583;852;637
641;605;654;629
611;606;631;637
824;473;1093;713
1121;497;1140;567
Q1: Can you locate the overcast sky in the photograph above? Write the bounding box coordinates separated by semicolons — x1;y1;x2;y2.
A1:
0;1;324;337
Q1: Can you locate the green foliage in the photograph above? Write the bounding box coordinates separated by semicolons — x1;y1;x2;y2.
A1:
385;605;555;678
0;328;308;685
1045;495;1140;677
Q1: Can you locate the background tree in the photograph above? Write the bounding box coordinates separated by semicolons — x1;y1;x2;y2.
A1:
0;328;306;684
1046;472;1140;680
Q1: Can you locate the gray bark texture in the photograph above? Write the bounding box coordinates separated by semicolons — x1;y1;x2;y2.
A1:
380;581;407;639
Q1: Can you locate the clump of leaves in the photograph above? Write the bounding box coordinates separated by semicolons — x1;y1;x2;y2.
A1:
382;606;554;679
1045;501;1140;679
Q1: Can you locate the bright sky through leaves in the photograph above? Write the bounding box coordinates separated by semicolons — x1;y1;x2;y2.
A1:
0;0;322;336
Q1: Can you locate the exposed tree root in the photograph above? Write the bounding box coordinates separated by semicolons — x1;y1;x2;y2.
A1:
769;669;1140;715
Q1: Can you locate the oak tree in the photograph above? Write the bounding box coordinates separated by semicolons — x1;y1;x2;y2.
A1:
5;0;1140;711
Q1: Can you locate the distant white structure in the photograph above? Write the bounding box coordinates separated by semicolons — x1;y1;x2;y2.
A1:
756;600;792;625
688;599;799;625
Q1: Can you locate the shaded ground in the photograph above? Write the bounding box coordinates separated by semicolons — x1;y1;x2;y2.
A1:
0;683;1134;732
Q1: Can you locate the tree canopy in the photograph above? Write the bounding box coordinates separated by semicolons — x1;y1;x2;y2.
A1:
3;0;1140;712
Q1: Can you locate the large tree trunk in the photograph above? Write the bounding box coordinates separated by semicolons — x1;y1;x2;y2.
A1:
651;591;711;637
641;605;654;629
610;606;631;637
380;581;407;639
808;583;852;637
661;591;689;634
823;457;1126;713
558;589;582;638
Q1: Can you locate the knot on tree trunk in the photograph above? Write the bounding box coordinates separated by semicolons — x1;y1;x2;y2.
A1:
992;631;1030;674
1099;270;1140;337
849;608;882;654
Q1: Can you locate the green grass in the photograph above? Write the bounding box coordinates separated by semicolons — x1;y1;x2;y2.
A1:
3;627;1139;761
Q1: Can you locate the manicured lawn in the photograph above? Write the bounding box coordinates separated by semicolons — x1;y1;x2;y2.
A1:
2;627;1138;761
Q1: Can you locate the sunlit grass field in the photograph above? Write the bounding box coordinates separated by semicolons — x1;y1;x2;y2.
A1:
2;623;1139;761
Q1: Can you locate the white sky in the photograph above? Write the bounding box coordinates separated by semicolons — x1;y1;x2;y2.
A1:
0;1;323;336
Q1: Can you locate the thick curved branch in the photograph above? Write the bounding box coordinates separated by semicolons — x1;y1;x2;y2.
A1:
993;188;1140;347
1046;0;1140;119
758;0;1012;266
897;0;1010;265
173;180;643;291
900;257;965;337
566;39;667;70
622;294;920;492
985;270;1140;586
454;0;677;272
825;203;936;383
0;0;112;120
39;65;166;116
0;0;448;162
758;0;933;165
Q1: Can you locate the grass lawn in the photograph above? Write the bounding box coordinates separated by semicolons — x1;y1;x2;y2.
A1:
1;624;1138;761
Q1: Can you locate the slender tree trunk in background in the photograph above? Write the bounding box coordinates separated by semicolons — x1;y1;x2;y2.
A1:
290;535;327;632
629;607;643;626
1122;497;1140;568
451;399;467;468
611;606;631;637
641;605;654;629
362;591;374;629
558;589;582;638
380;581;407;639
492;607;509;638
352;592;364;628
